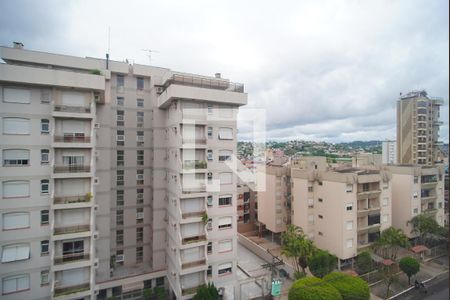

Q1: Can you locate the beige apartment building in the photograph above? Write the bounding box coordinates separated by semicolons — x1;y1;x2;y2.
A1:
397;90;443;165
388;164;446;238
0;44;246;300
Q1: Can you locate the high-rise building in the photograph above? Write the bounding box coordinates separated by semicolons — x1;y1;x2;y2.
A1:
382;140;397;164
397;90;443;165
0;44;246;300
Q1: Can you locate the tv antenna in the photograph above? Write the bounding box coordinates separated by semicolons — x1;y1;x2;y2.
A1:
142;49;160;65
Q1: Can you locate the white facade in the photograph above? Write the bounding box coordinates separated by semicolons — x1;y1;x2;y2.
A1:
382;140;397;165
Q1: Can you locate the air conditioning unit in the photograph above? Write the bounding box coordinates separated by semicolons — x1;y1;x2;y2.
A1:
156;86;164;94
136;212;144;219
94;123;100;129
116;255;124;262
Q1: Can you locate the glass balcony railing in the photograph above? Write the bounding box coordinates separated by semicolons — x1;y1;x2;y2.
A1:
54;282;90;297
54;105;91;113
54;224;90;235
54;194;91;204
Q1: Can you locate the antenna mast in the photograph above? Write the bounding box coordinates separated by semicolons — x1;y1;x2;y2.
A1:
142;49;160;65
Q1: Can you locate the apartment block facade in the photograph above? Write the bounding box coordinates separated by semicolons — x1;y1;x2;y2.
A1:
397;90;443;165
388;165;446;238
0;44;246;300
382;140;397;165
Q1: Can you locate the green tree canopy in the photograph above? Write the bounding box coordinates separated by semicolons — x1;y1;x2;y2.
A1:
281;225;316;274
308;249;337;278
193;283;219;300
288;276;342;300
399;256;420;285
323;272;370;300
355;251;374;275
373;227;410;260
407;214;442;245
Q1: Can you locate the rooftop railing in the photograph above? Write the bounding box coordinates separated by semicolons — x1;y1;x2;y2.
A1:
162;74;244;93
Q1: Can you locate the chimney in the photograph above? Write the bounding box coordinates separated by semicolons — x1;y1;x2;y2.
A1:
215;73;221;79
13;42;24;49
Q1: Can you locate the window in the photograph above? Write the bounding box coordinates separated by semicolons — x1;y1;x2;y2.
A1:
137;112;144;127
2;274;29;294
40;270;49;285
2;181;30;198
207;104;213;114
116;230;124;245
1;244;30;262
41;149;49;164
40;179;49;194
117;150;124;166
137;77;144;90
117;75;124;87
116;97;124;106
413;192;418;198
137;99;144;107
116;249;124;265
413;208;419;214
382;215;388;224
137;131;144;146
137;227;144;242
207;195;213;207
207;127;213;139
382;198;389;207
346;184;353;193
218;127;233;140
308;214;314;224
219;172;233;185
207;265;212;277
346;221;353;230
117;111;124;126
3;88;31;104
40;240;49;255
207;172;213;183
137;169;144;185
219;195;232;206
116;210;124;225
317;198;322;203
218;263;232;276
136;207;144;223
439;202;443;209
40;119;50;134
207;242;213;254
136;246;143;263
2;149;29;166
218;216;232;230
117;130;124;146
116;190;124;207
219;150;232;162
318;181;323;186
137;150;144;166
414;176;419;184
345;203;353;211
207;149;213;161
40;210;49;225
137;188;144;204
346;239;353;248
3;118;30;134
308;186;313;192
218;240;233;253
41;89;51;103
2;212;29;230
117;170;124;185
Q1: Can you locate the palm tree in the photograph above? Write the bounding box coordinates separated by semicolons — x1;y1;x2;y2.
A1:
373;227;409;260
281;225;316;274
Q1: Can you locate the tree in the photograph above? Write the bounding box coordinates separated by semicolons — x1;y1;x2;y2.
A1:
324;272;370;300
288;276;342;300
193;283;219;300
281;225;315;275
380;264;399;299
355;251;374;275
407;214;441;245
399;256;420;285
308;249;337;278
373;227;410;260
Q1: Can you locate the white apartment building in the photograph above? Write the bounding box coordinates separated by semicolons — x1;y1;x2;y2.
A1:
382;140;397;165
0;43;246;300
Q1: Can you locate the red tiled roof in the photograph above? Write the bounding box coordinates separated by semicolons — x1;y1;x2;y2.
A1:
410;245;429;253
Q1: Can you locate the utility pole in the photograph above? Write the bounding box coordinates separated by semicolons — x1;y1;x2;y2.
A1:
261;249;284;299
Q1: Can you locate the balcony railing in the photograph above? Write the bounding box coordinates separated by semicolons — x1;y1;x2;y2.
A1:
54;253;90;265
182;286;202;296
163;74;244;93
54;165;91;173
182;184;207;194
182;210;206;219
54;105;91;113
54;224;90;235
182;138;207;145
182;258;206;269
54;135;91;143
182;235;207;245
54;194;91;204
54;282;90;297
183;160;207;170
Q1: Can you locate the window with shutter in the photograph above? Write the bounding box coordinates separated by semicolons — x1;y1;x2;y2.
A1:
2;149;30;166
1;244;30;262
3;88;31;104
2;212;29;230
219;172;233;185
2;181;30;198
218;217;232;230
218;240;233;253
3;118;30;134
2;274;29;294
218;127;233;140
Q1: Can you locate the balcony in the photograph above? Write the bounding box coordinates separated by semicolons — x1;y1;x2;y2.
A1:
54;105;91;114
182;183;207;194
357;189;381;200
182;258;207;270
182;138;207;146
182;210;206;219
182;286;201;296
54;135;91;143
54;224;90;235
162;74;244;93
182;160;207;171
54;253;90;265
54;194;91;205
54;282;90;298
182;235;207;245
54;165;91;173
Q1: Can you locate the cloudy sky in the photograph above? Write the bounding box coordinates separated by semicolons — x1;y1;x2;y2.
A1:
0;0;448;142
